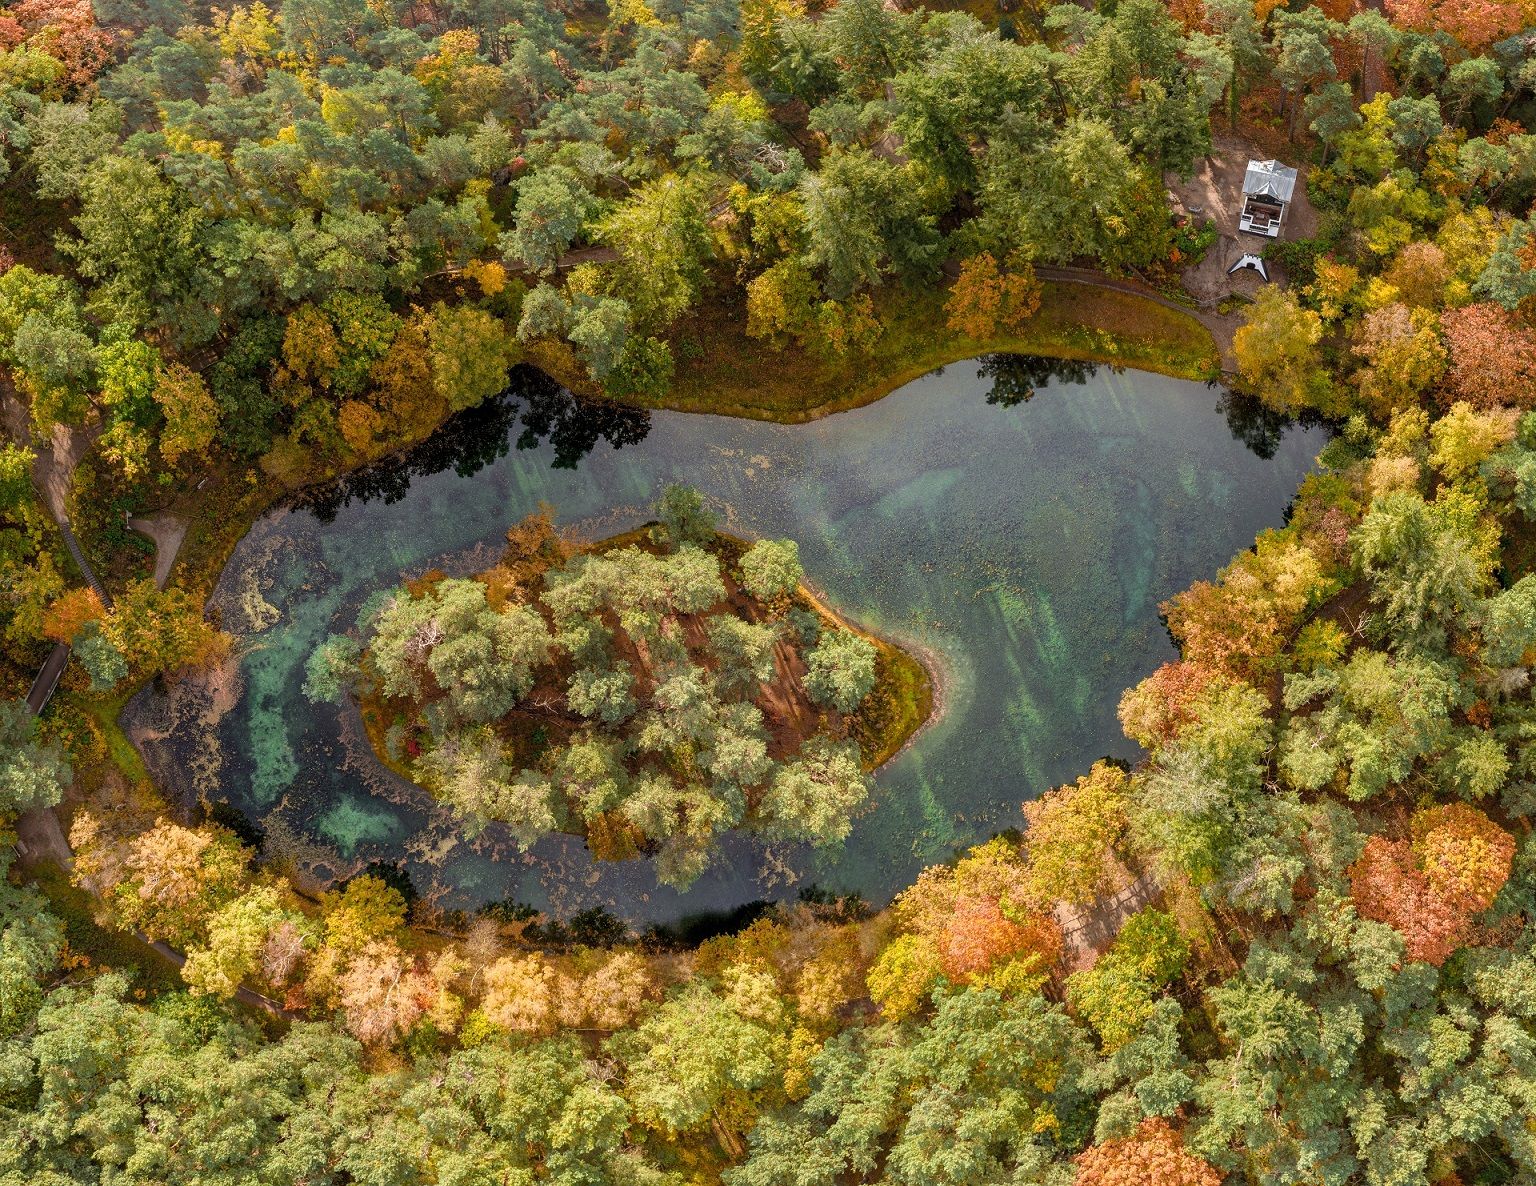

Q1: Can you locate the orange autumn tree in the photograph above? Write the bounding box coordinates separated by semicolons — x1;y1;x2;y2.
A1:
1412;802;1517;913
1160;530;1326;681
945;253;1042;340
1118;661;1212;749
41;586;104;643
1385;0;1526;52
868;837;1062;1018
1074;1118;1222;1186
1349;804;1515;964
3;0;114;93
1439;304;1536;411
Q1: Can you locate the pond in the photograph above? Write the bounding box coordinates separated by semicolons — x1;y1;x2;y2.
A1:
124;357;1324;927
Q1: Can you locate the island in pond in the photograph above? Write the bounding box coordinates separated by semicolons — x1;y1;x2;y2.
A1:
304;487;931;888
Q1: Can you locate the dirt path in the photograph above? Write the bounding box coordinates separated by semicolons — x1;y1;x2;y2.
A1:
28;419;96;522
128;512;189;589
13;804;73;869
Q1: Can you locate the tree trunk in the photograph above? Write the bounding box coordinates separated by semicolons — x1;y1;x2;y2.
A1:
710;1112;745;1160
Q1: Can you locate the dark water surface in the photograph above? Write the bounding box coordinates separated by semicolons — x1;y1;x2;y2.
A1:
125;359;1322;924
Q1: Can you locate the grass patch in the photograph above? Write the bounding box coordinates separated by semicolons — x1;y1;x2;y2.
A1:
60;685;155;788
854;640;934;771
646;280;1221;423
25;860;186;997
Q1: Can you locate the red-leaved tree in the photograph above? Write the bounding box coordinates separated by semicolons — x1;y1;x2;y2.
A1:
1440;304;1536;410
8;0;114;90
1350;805;1515;965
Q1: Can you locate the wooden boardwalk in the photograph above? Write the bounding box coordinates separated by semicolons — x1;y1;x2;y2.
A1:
24;642;71;716
1053;869;1161;974
21;518;110;718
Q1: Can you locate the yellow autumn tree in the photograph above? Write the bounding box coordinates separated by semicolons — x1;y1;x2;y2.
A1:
1020;761;1132;907
153;362;218;465
944;253;1042;340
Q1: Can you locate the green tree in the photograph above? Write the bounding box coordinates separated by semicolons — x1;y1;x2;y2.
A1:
804;628;877;713
596;172;713;331
1271;7;1340;139
891;23;1047;193
181;885;305;998
502;166;597;272
979;117;1168;270
730;988;1097;1186
369;578;550;721
820;0;920;100
1066;909;1188;1052
303;635;361;703
653;483;716;548
1279;650;1462;801
1479;575;1536;667
609;982;778;1152
740;538;803;603
759;738;869;844
801;149;938;297
25;99;121;201
402;1039;634;1181
62;154;211;340
0;442;35;517
74;628;128;692
0;698;70;814
0;879;64;1039
708;615;780;694
1353;488;1497;648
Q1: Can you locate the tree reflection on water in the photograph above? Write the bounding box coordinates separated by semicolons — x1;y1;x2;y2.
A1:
295;367;652;522
978;353;1096;407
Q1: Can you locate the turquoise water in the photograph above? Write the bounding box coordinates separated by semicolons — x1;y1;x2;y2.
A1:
125;358;1322;924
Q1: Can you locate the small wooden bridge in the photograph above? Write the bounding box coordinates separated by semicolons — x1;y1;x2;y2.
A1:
24;642;71;716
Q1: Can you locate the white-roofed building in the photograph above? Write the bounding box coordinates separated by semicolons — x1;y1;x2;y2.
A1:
1238;159;1298;238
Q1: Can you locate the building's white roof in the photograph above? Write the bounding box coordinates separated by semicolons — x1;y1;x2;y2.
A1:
1242;159;1298;203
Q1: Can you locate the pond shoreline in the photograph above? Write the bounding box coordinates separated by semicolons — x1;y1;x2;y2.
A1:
117;356;1321;926
160;276;1222;614
794;575;949;768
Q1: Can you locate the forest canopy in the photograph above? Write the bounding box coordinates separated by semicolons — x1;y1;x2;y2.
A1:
3;0;1536;1183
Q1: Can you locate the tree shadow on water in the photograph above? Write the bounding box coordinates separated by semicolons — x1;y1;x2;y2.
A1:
978;353;1097;407
1215;386;1328;460
513;366;651;469
294;367;651;523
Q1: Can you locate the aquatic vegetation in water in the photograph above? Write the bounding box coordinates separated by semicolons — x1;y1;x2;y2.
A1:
123;359;1320;923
